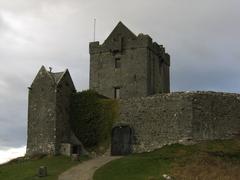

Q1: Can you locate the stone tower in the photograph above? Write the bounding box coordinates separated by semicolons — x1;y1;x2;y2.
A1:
26;66;77;156
89;21;170;99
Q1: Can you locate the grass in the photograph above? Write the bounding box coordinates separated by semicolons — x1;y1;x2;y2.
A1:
93;139;240;180
0;155;88;180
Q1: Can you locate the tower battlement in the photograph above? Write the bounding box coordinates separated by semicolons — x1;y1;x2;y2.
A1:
89;22;170;99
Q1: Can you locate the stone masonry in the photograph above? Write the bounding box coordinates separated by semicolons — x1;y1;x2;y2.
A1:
89;22;170;99
26;66;80;156
118;92;240;153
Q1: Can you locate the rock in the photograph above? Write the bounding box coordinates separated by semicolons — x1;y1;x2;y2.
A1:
162;174;172;180
38;166;47;177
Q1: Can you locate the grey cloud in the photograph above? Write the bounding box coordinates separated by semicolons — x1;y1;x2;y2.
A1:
0;13;10;33
0;120;26;148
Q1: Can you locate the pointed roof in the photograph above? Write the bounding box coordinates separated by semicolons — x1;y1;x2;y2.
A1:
31;66;53;86
49;69;76;90
49;71;66;84
32;66;68;85
30;66;75;90
104;21;137;44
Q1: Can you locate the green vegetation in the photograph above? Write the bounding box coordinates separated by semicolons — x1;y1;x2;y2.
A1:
94;139;240;180
70;90;118;149
0;155;88;180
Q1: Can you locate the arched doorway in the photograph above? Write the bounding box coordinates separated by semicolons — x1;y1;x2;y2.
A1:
111;125;133;155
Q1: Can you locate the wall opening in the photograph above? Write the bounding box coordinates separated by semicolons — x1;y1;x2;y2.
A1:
72;145;81;155
115;58;121;69
111;125;133;155
114;87;120;99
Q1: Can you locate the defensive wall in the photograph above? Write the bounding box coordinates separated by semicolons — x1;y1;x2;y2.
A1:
117;91;240;153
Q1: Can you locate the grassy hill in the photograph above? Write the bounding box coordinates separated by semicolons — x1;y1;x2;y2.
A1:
94;139;240;180
0;155;88;180
1;139;240;180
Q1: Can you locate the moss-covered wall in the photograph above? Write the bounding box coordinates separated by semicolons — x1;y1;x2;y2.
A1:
70;90;118;148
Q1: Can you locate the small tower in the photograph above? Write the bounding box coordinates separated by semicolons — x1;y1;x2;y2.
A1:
26;66;78;156
89;21;170;99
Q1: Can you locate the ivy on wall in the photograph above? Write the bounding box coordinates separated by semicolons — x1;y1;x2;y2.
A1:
70;90;118;148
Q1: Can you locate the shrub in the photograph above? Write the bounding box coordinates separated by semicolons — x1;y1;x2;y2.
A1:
70;90;118;148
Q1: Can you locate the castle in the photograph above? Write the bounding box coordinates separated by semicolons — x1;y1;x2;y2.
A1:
27;22;240;156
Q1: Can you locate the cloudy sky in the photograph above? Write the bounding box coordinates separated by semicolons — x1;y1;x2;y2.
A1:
0;0;239;162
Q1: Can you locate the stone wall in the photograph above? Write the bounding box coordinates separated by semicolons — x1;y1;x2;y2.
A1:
192;92;240;140
147;47;170;95
27;67;76;156
90;47;149;99
55;71;76;154
27;67;57;155
117;92;240;153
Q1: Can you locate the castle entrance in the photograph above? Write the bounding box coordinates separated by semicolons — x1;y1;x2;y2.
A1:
111;125;132;155
72;145;81;155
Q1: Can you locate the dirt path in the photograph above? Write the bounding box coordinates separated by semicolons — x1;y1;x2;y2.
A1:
58;155;121;180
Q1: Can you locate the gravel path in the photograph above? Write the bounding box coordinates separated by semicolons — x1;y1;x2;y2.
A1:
58;155;121;180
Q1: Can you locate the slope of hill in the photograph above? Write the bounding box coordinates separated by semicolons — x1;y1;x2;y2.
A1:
0;155;88;180
1;139;240;180
94;139;240;180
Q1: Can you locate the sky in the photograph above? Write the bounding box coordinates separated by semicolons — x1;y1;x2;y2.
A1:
0;0;239;163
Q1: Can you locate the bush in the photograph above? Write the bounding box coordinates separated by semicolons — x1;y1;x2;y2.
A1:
70;90;118;148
